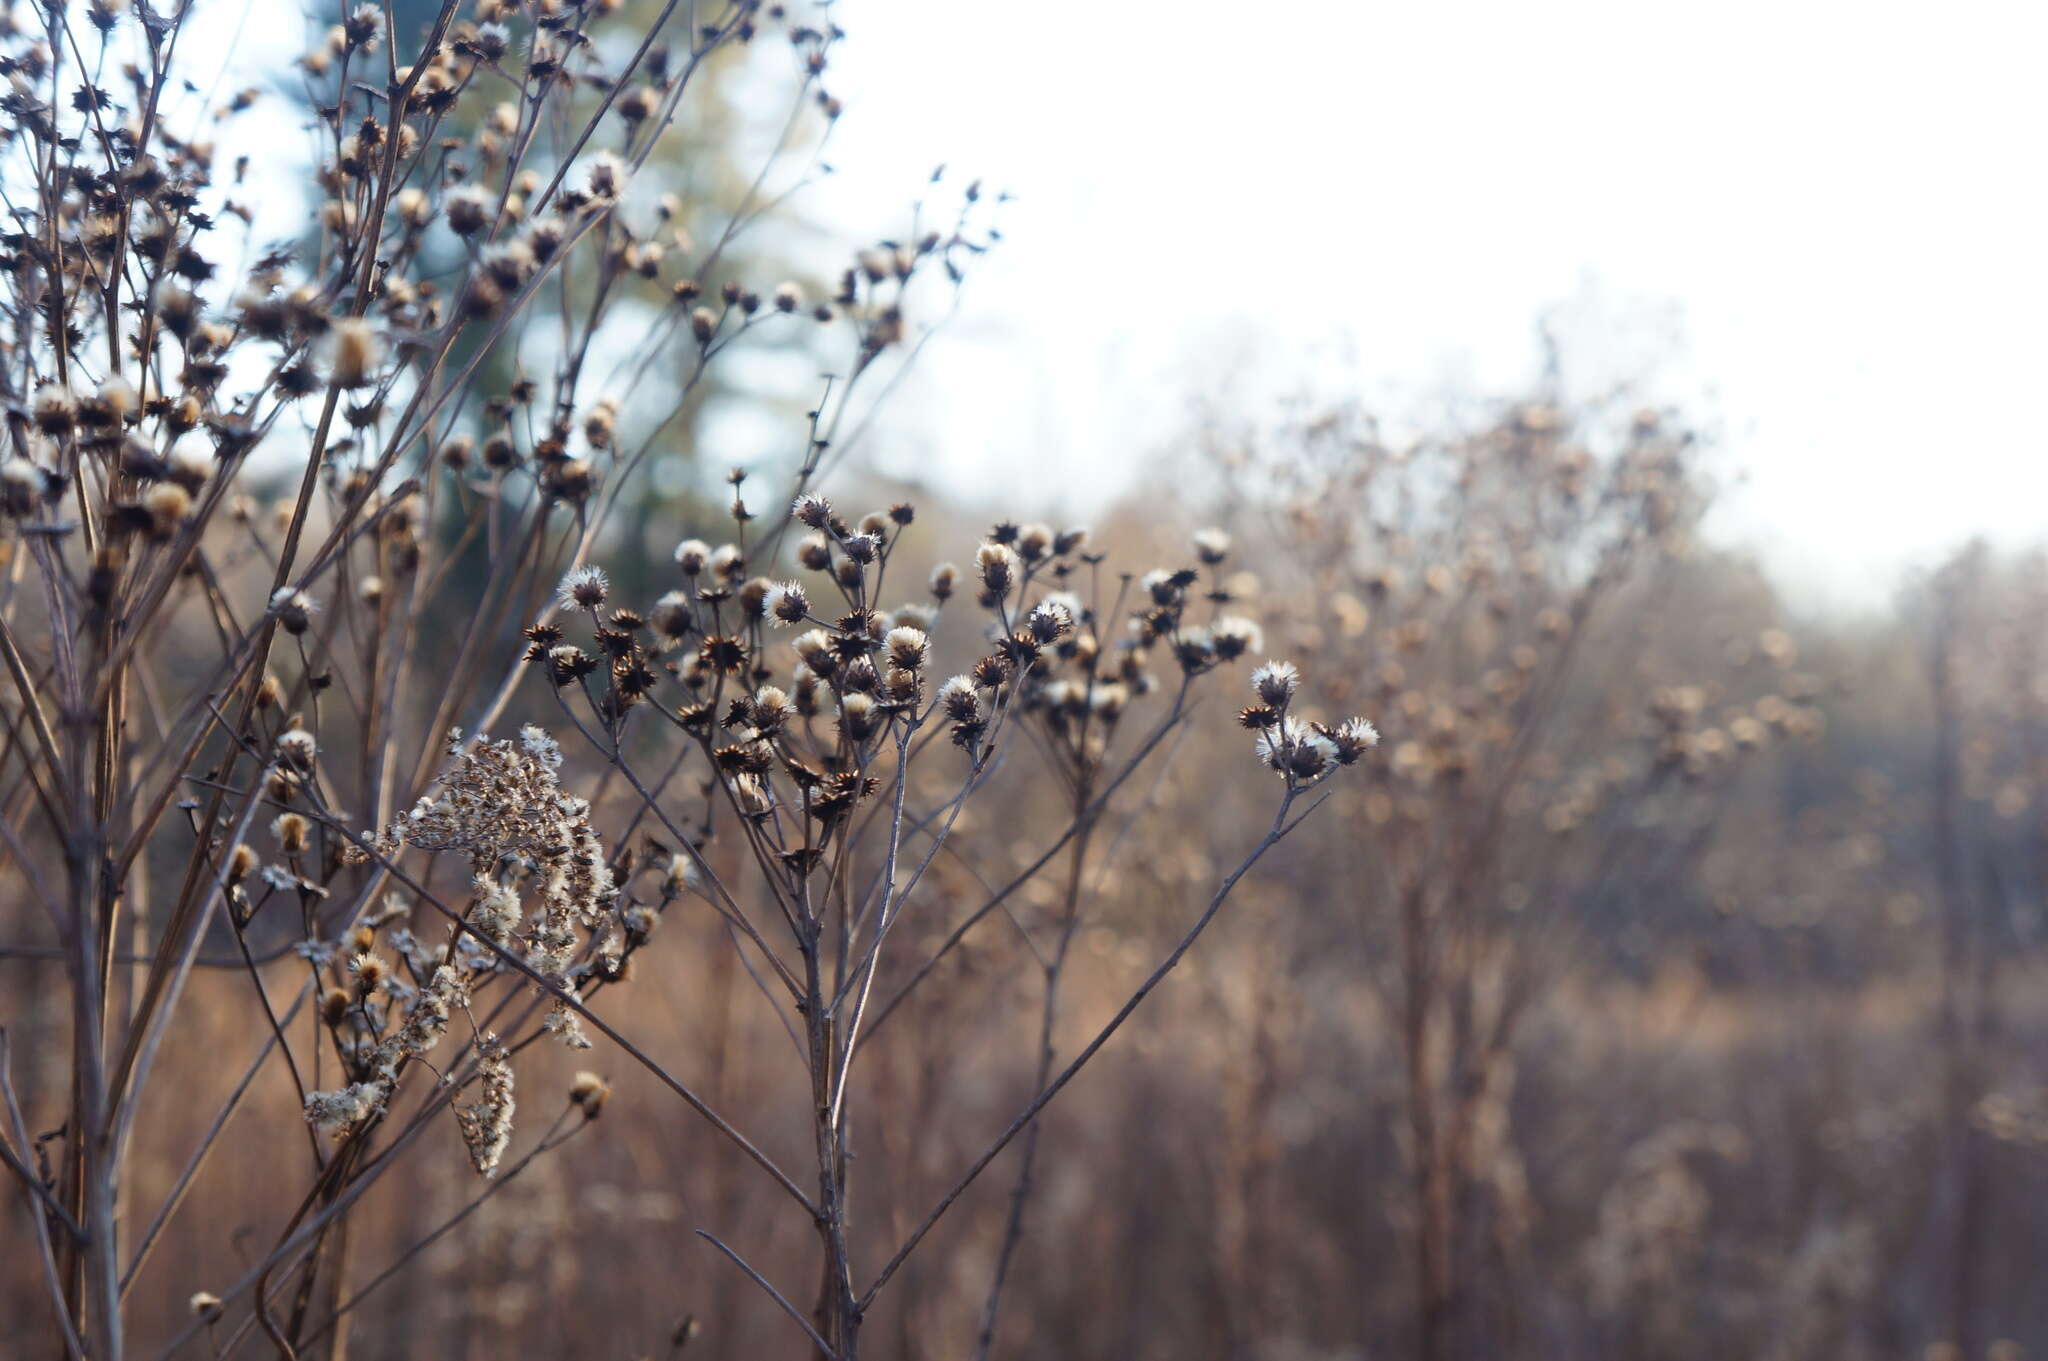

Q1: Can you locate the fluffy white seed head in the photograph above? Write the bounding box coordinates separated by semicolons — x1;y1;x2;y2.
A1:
674;538;711;574
764;580;809;626
556;565;609;611
885;626;930;671
1251;660;1300;706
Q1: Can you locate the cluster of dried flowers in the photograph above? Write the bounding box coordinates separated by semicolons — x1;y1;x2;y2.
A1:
0;0;1379;1355
499;477;1376;1353
530;482;1374;858
297;724;618;1163
0;0;1007;1352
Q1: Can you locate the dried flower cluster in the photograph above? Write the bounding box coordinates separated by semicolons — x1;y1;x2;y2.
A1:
487;475;1375;1354
0;0;1878;1352
366;725;613;1043
0;1;1005;1353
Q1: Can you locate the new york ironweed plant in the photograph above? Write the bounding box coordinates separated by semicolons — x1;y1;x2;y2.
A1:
0;2;1371;1358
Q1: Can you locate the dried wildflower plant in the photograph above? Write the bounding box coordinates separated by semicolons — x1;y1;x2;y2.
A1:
487;482;1373;1355
0;3;1356;1358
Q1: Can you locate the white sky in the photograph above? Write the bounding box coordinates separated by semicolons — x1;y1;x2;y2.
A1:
809;0;2048;613
210;1;2048;614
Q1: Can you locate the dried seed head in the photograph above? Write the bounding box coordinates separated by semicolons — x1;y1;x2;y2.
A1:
83;378;137;428
0;459;48;516
892;604;937;635
271;586;317;635
1251;660;1299;706
349;952;389;998
272;812;311;856
547;458;597;503
885;626;930;671
793;629;836;672
395;186;432;226
527;214;568;263
678;626;735;673
1172;629;1218;672
938;674;981;722
929;561;959;602
344;3;382;47
545;644;596;686
583;399;618;450
557;565;609;612
1026;599;1073;644
447;185;491;236
752;685;796;728
792;493;834;529
569;1071;611;1117
764;580;809;626
1257;717;1337;780
618;84;661;125
143;483;192;537
32;382;76;433
1015;523;1054;562
796;532;832;572
649;590;693;642
325;318;384;389
430;435;468;476
276;728;318;768
1209;616;1263;661
735;576;771;620
1192;527;1232;564
674;538;711;575
838;692;879;743
481;239;535;288
1329;717;1380;764
159;289;202;342
584;151;628;201
664;852;699;896
976;542;1019;598
1141;568;1193;607
839;656;881;694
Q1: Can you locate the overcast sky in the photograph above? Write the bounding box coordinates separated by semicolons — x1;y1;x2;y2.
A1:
808;0;2048;612
219;1;2048;614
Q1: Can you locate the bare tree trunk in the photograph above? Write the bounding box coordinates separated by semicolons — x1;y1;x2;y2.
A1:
1929;565;1982;1361
1401;879;1453;1361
